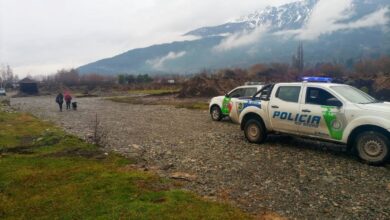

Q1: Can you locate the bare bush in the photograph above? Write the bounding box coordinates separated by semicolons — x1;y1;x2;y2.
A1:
0;98;11;106
91;113;108;147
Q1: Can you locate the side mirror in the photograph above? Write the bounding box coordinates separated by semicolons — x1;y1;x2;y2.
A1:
224;93;229;98
326;98;342;107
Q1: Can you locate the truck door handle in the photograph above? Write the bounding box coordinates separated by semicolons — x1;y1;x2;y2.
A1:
302;109;311;113
271;105;279;109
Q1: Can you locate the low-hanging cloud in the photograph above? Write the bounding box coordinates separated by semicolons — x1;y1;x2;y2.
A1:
275;0;390;40
347;7;389;29
213;25;269;52
146;51;187;70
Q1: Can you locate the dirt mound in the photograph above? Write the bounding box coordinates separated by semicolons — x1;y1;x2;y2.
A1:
373;75;390;101
178;72;247;98
345;75;390;101
178;75;220;98
373;75;390;90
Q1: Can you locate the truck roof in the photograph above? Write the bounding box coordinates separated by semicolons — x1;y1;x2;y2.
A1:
235;85;264;89
275;82;346;87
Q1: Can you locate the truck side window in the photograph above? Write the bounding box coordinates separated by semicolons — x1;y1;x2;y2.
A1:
276;86;301;103
306;87;337;106
244;88;257;97
229;89;244;98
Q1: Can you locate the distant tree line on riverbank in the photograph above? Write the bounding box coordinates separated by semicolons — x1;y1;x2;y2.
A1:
117;74;153;85
0;65;18;88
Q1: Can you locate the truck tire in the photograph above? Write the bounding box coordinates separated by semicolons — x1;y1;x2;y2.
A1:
355;131;389;165
210;106;223;121
244;119;267;144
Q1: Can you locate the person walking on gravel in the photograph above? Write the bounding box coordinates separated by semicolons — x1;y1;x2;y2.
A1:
56;93;64;112
64;92;72;110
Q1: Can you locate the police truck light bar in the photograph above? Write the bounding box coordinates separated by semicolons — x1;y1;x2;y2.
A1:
245;82;263;86
302;77;333;83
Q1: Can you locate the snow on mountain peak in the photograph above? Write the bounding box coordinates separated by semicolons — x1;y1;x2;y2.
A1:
185;0;319;37
235;0;318;30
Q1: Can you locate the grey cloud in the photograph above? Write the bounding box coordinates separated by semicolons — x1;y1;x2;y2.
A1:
275;0;389;40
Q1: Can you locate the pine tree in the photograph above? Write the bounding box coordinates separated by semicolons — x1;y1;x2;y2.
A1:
292;42;304;74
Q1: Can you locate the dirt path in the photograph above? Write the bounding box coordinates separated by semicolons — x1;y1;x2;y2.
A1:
11;96;390;219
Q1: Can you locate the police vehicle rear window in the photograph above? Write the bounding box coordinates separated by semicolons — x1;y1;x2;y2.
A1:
244;88;257;97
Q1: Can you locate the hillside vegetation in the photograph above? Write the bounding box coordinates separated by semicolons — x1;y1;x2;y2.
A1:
179;57;390;100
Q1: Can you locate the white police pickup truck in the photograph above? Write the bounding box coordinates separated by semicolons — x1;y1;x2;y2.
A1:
209;83;263;121
229;77;390;165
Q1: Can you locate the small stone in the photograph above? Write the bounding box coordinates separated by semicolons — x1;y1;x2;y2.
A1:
132;144;142;150
161;163;174;170
170;172;197;181
322;176;336;183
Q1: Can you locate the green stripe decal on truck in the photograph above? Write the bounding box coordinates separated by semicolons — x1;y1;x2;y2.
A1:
322;106;344;140
221;97;231;115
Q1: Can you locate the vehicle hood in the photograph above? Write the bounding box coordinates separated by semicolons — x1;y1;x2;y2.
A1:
356;102;390;113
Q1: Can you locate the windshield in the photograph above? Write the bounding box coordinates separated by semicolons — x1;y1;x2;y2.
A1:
330;85;378;104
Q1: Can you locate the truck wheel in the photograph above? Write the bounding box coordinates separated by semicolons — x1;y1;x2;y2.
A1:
210;106;223;121
355;131;389;165
244;119;267;144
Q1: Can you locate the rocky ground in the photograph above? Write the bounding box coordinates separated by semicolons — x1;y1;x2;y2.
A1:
10;96;390;219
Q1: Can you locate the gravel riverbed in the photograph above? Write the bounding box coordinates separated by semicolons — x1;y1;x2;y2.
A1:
11;96;390;219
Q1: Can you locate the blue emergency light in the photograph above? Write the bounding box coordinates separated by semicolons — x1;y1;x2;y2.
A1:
302;76;333;83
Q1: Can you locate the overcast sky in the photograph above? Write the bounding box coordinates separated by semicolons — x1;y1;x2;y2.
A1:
0;0;296;77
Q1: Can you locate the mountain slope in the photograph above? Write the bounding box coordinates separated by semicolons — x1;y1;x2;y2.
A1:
78;0;390;75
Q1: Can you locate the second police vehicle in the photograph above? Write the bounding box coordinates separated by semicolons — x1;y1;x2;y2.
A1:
209;82;263;121
228;77;390;165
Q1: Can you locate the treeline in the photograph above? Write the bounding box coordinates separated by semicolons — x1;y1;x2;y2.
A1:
40;69;180;91
0;65;18;88
35;56;389;98
354;56;390;77
41;69;116;90
117;74;153;85
179;56;390;99
216;56;390;83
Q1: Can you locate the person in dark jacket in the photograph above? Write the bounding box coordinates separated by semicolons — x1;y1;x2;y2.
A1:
56;93;64;112
64;92;72;110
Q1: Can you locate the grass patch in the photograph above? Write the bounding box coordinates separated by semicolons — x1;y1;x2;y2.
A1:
108;97;209;110
75;93;99;98
128;88;181;96
174;102;209;110
0;106;249;219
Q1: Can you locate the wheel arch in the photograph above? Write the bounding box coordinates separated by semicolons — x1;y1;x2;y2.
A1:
209;104;221;113
347;124;390;150
240;113;266;131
